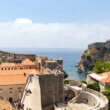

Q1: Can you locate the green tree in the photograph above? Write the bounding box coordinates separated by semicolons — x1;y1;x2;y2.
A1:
105;84;110;90
87;83;100;91
80;80;87;84
64;80;69;85
93;61;104;74
102;62;110;72
102;89;110;100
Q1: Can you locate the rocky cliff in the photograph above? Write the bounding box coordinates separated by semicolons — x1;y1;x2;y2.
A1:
77;47;110;72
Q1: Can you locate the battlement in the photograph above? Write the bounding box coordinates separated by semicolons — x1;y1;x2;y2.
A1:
88;39;110;49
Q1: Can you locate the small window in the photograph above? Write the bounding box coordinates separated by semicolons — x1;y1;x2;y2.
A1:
0;89;3;91
19;90;21;93
18;87;21;89
9;88;13;90
10;91;12;94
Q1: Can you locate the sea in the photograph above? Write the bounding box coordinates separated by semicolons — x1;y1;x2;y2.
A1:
1;48;88;81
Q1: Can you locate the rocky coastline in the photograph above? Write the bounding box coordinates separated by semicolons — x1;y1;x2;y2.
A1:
77;39;110;73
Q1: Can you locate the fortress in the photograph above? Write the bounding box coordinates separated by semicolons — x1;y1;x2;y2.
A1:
88;39;110;49
21;75;109;110
0;50;108;110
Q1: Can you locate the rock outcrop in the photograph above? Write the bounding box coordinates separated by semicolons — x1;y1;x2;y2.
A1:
77;39;110;72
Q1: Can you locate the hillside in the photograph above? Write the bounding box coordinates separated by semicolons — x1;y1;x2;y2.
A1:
77;40;110;72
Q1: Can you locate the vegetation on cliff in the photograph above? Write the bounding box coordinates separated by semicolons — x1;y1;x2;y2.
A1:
93;61;110;74
78;46;110;71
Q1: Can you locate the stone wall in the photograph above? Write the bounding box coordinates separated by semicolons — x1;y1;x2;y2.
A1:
88;42;105;49
38;73;65;109
45;60;58;70
88;40;110;49
67;81;109;110
85;88;108;110
0;84;25;102
0;51;36;63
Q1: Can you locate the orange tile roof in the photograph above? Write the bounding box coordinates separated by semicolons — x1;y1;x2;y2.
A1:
101;77;110;83
98;74;103;76
0;69;40;86
0;63;16;67
16;64;23;66
102;72;110;75
0;59;36;67
22;59;36;65
97;72;110;76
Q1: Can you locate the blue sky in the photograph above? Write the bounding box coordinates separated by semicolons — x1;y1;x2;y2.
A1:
0;0;110;23
0;0;110;49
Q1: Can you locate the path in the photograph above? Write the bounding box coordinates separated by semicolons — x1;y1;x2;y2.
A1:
22;76;42;110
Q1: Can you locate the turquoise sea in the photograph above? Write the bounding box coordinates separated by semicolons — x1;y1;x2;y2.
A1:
2;48;88;81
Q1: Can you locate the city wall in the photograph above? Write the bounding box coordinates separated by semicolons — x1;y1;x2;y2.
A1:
0;51;36;63
38;73;65;109
67;80;108;110
88;40;110;49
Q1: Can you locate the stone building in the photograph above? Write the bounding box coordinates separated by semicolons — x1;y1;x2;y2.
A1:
0;59;41;102
36;56;63;70
0;59;37;71
86;72;110;92
0;50;36;63
21;73;109;110
88;42;105;49
105;39;110;49
0;69;40;102
88;39;110;49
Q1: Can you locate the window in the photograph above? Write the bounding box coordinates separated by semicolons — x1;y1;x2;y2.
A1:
0;89;3;91
19;90;21;93
18;87;21;89
10;91;12;94
9;88;13;90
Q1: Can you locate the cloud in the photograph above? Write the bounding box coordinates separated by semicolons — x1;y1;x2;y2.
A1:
0;18;110;49
14;18;32;25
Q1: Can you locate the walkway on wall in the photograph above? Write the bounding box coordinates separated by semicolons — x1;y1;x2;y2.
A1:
21;75;42;110
68;86;107;110
55;85;107;110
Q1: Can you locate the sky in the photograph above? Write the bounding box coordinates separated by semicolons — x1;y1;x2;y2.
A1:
0;0;110;49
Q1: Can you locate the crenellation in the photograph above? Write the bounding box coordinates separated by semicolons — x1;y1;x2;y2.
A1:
88;39;110;49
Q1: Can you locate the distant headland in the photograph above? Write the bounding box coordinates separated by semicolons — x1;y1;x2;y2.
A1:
77;39;110;73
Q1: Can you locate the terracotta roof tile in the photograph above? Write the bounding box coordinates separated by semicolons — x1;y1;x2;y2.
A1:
101;77;110;83
22;59;35;65
0;69;40;86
